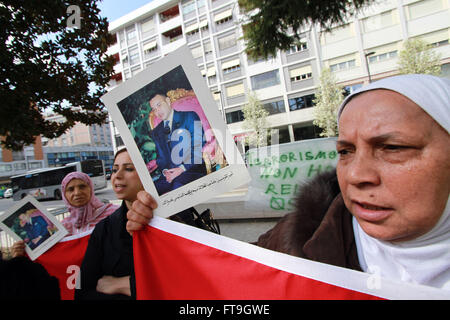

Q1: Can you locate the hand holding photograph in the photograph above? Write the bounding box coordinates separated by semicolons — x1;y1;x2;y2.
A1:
102;46;250;217
0;195;68;260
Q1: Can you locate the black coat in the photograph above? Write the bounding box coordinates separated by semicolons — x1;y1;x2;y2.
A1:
0;256;60;299
75;201;136;300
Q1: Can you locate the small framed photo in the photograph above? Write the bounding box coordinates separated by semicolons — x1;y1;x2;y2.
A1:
0;195;68;260
102;45;250;217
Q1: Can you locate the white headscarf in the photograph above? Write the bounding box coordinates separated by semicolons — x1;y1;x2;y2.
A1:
338;74;450;289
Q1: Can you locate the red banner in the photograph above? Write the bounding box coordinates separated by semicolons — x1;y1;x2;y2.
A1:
36;231;91;300
133;223;380;300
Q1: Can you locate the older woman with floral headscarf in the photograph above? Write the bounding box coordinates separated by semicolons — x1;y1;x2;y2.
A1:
125;74;450;291
60;172;119;236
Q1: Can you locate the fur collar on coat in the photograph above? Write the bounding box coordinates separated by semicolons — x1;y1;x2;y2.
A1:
256;170;361;271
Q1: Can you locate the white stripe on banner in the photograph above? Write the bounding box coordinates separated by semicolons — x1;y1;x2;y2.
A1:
148;216;450;300
59;228;93;242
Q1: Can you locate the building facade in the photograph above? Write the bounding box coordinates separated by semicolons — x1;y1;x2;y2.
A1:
42;111;115;169
43;110;113;149
43;145;114;169
106;0;450;150
0;137;45;184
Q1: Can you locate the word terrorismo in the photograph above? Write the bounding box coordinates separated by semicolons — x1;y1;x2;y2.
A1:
248;150;338;168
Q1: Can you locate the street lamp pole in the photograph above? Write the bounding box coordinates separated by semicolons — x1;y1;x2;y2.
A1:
365;51;375;84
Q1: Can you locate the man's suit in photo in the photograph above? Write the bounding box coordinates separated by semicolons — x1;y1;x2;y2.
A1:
151;110;207;195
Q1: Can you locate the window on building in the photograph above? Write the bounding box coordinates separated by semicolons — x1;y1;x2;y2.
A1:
419;29;450;48
288;94;315;111
262;100;286;115
30;162;42;169
321;23;353;44
343;84;362;97
203;41;212;55
190;45;203;59
223;65;240;74
330;59;356;72
212;91;221;102
199;19;208;31
143;40;157;55
182;1;196;15
205;66;216;77
226;109;244;124
251;69;280;90
14;163;26;170
0;164;12;172
207;67;217;85
287;40;308;54
368;50;397;63
12;151;25;161
408;0;444;20
293;124;322;141
185;22;199;36
121;49;129;67
214;8;233;24
289;65;313;82
128;46;140;66
226;82;245;97
162;26;183;42
160;5;180;23
222;58;240;74
271;126;291;144
362;10;396;33
218;33;237;50
432;39;449;47
126;25;137;45
118;30;126;48
141;17;155;39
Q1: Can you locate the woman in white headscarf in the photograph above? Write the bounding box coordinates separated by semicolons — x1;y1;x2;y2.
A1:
255;74;450;289
336;74;450;289
124;74;450;291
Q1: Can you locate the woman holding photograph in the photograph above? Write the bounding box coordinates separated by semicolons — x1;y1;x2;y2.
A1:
75;147;209;299
10;172;118;258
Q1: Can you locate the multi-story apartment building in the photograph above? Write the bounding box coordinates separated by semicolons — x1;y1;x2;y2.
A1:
106;0;450;151
42;111;115;168
44;110;113;148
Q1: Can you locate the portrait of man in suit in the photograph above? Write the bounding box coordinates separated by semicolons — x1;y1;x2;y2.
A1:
149;93;207;195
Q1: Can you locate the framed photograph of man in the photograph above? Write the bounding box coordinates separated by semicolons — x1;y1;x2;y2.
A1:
102;45;250;218
0;195;68;260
